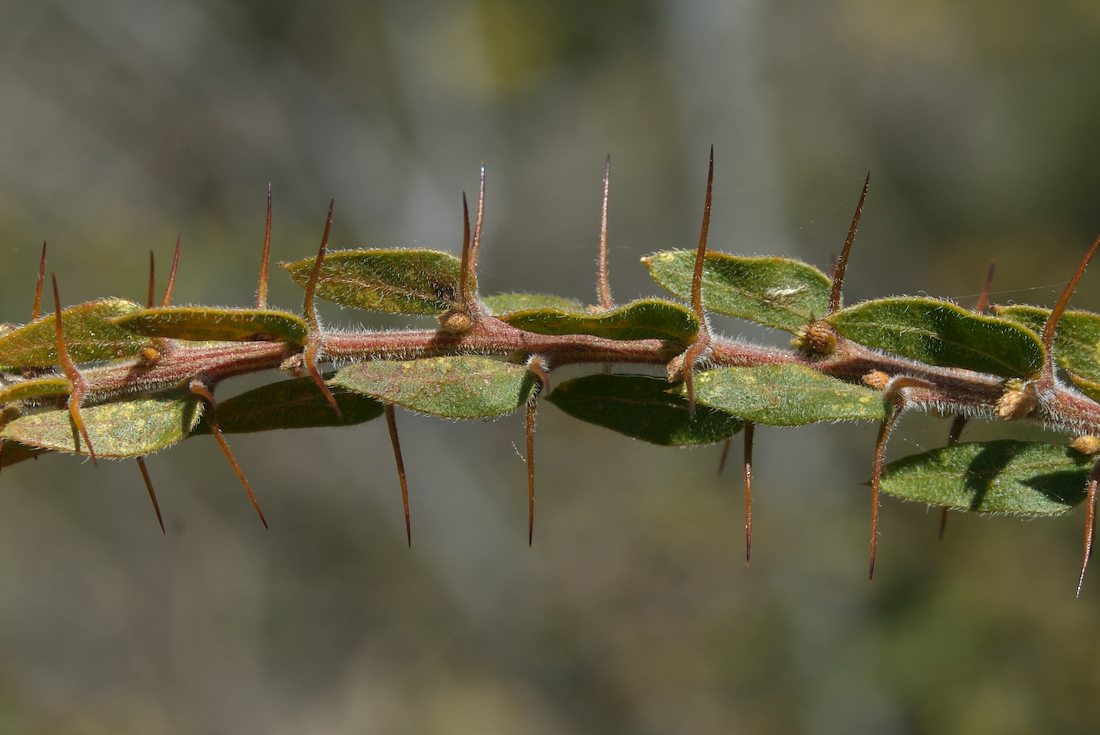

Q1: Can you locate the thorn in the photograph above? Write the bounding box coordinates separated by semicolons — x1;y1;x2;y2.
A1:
146;250;156;308
136;456;166;534
827;252;837;282
31;241;47;320
938;415;969;540
1041;234;1100;383
384;405;412;547
1078;458;1100;597
526;397;537;546
597;155;614;310
257;183;273;309
52;274;97;466
974;259;996;314
717;436;732;475
190;380;267;528
743;422;755;564
160;234;181;307
467;163;486;304
683;147;715;421
303;200;343;420
458;192;472;306
827;173;870;315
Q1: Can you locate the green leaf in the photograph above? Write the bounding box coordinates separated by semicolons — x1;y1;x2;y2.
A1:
192;377;383;434
332;356;537;419
0;393;203;458
281;249;461;315
0;377;71;405
499;299;698;342
0;299;152;368
689;364;886;425
827;297;1044;377
113;306;309;345
547;374;741;445
484;293;584;315
880;440;1090;515
993;305;1100;401
642;251;831;332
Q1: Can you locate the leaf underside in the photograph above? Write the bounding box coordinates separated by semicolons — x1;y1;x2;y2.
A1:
0;299;152;368
547;373;742;445
828;297;1044;377
192;376;384;434
499;299;699;342
643;251;831;332
114;307;309;345
879;440;1090;515
281;248;461;315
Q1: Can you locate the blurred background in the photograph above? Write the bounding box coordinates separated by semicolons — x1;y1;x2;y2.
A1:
2;1;1100;733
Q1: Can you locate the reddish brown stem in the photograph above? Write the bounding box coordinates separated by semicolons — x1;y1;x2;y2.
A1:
135;456;166;534
384;404;411;547
827;173;870;315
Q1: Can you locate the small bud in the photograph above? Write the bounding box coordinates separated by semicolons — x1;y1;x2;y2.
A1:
139;346;162;366
793;320;837;356
437;307;474;334
280;353;305;375
996;383;1037;420
666;352;686;383
862;370;890;391
1070;435;1100;456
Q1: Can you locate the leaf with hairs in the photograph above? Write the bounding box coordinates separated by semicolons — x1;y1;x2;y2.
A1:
484;293;584;315
828;297;1044;377
333;356;537;419
0;393;203;458
0;377;71;405
0;441;50;469
547;374;741;445
879;440;1090;515
0;299;151;367
114;307;308;345
689;364;886;425
192;377;384;434
643;251;831;332
993;304;1100;400
499;299;698;342
281;249;461;315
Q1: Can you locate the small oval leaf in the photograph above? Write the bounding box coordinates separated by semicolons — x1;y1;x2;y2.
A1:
547;374;741;445
484;293;584;315
114;306;308;345
689;364;886;425
880;440;1090;515
993;304;1100;401
332;356;537;419
828;297;1045;377
0;376;71;405
0;299;152;367
499;299;698;342
0;393;203;458
192;376;384;434
281;249;461;315
643;251;831;332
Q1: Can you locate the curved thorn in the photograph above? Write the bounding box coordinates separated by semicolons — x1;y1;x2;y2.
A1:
743;422;755;564
1077;458;1100;596
717;436;732;475
52;274;97;465
303;200;342;420
468;164;485;302
597;155;614;310
458;192;471;306
257;183;273;309
160;235;181;307
383;405;411;547
136;456;166;534
189;380;267;528
526;397;537;546
974;259;996;314
691;146;714;321
146;250;156;308
31;241;47;320
828;173;870;315
1041;234;1100;383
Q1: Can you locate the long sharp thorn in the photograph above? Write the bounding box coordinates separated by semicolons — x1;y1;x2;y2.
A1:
384;405;412;547
256;183;273;309
136;457;166;535
458;193;471;306
526;398;537;546
31;241;47;320
467;164;485;304
828;173;870;315
160;234;181;307
684;147;715;421
1077;459;1100;597
597;155;614;310
1041;234;1100;383
52;274;97;465
870;391;910;580
146;250;156;308
974;259;996;314
190;381;267;528
938;415;969;540
303;200;342;420
717;436;732;475
743;422;755;564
